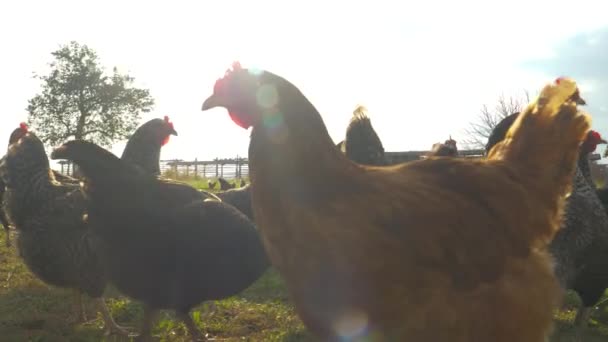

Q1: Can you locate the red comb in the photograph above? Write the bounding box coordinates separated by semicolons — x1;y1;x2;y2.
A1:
19;122;28;132
163;115;174;132
213;61;243;94
555;76;567;85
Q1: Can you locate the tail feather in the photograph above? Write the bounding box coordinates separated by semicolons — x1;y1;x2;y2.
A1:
488;80;591;202
344;105;385;166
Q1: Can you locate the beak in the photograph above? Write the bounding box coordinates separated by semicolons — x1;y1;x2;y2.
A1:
202;94;224;111
170;128;178;136
600;138;607;144
576;96;587;105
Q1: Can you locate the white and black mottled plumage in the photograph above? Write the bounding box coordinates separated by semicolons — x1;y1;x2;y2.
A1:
0;125;78;247
0;132;124;333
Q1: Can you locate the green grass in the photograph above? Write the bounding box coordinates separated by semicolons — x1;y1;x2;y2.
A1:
0;177;607;341
160;173;247;191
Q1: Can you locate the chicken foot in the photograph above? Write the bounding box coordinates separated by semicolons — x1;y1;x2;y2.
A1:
1;210;12;248
177;311;203;342
96;298;130;336
3;226;9;248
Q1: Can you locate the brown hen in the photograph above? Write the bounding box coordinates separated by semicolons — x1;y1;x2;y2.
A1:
202;66;589;342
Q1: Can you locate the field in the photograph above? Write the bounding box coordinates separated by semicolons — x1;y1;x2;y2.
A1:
0;178;607;341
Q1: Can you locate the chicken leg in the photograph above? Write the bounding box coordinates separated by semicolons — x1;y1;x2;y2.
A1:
2;226;9;248
96;298;130;336
135;305;160;342
573;305;592;342
0;210;12;248
177;311;203;342
71;290;87;322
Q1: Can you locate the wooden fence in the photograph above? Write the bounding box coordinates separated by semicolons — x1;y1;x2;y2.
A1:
56;156;250;179
55;151;608;183
160;157;249;179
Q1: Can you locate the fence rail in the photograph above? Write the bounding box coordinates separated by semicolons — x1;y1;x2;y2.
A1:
55;151;607;181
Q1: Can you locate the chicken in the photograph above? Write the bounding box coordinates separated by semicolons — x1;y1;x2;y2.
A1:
207;179;217;190
487;114;608;339
201;65;589;341
218;177;235;190
336;105;385;166
596;187;608;212
428;136;459;157
485;113;520;153
121;115;177;176
578;131;606;186
0;117;177;334
0;123;78;247
0;130;126;336
215;184;253;221
51;140;269;341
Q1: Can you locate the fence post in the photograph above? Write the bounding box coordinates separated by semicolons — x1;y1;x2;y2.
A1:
215;162;218;177
194;158;198;179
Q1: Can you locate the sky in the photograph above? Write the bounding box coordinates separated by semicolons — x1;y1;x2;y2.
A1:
2;0;608;166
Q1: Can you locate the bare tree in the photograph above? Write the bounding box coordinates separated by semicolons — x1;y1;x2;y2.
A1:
462;91;531;149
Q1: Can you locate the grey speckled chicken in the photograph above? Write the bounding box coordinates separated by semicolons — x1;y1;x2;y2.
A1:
0;131;126;336
487;113;608;339
0;123;78;247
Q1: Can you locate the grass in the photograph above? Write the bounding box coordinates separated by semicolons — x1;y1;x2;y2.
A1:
0;177;607;341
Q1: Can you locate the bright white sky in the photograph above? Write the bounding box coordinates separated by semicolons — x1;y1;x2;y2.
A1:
1;0;608;165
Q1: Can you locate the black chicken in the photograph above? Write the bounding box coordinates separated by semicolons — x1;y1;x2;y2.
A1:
218;177;235;190
51;140;269;341
336;105;385;166
215;184;253;221
121;116;177;176
487;113;608;338
0;131;126;335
